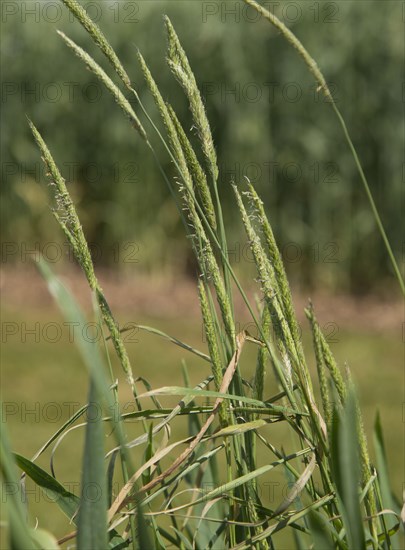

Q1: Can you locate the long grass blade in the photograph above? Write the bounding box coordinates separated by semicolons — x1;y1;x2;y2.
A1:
76;378;108;550
330;390;366;550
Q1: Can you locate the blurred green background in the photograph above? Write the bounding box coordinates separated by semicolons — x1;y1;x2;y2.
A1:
2;0;403;293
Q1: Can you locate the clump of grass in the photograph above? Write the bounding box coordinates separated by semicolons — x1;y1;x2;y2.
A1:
2;3;402;549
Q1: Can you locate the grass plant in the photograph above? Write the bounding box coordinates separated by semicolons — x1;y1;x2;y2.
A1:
1;1;402;548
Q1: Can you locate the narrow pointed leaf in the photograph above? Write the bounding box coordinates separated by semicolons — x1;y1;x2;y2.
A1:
14;454;79;522
77;378;108;549
331;391;366;550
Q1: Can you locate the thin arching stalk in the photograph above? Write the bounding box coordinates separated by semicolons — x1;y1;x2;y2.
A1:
241;0;404;296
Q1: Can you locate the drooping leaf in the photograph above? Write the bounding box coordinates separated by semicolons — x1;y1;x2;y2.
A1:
14;454;79;522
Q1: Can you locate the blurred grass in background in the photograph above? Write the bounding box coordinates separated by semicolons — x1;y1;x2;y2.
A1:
1;0;403;293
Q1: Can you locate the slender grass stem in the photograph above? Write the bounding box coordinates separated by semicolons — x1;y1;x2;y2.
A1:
330;102;404;295
241;0;404;296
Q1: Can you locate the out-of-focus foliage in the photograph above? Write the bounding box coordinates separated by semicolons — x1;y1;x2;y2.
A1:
1;0;403;293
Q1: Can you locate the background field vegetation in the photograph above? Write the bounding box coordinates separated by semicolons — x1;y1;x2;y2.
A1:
2;0;403;293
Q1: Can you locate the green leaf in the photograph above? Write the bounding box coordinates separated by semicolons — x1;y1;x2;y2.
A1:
14;454;79;522
139;386;304;415
292;529;307;550
330;390;366;550
28;529;60;549
373;411;400;547
373;411;399;513
141;423;154;487
107;451;119;509
211;419;268;438
1;412;41;549
108;531;130;549
7;505;38;550
37;259;131;463
136;501;154;550
155;448;312;514
230;493;335;549
308;510;335;550
77;378;108;550
181;365;224;550
170;528;193;550
37;260;109;404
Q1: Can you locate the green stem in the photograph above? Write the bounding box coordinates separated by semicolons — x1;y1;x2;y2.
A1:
331;102;404;295
241;0;404;296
